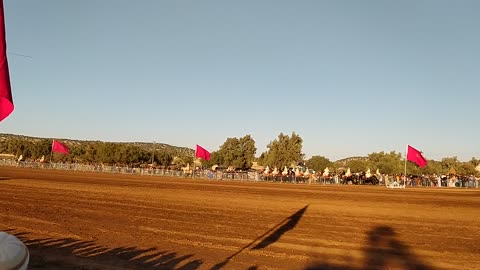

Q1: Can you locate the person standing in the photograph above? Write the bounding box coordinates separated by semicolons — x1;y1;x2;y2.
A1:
468;175;475;188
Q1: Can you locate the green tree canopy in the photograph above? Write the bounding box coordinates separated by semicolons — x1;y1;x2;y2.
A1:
344;159;369;173
156;149;174;168
305;155;332;173
369;151;403;175
214;135;256;170
260;132;303;169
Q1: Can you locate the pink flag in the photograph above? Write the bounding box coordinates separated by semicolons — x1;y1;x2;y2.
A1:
196;144;210;161
407;145;427;168
52;140;69;154
0;1;13;123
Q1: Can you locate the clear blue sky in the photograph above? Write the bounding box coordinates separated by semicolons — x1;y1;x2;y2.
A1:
1;0;479;161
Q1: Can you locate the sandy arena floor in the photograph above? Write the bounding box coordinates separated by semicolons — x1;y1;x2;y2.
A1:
0;167;479;270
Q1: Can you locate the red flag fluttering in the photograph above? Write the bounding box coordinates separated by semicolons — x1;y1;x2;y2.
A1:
52;140;69;154
0;1;13;123
195;144;210;161
407;145;427;168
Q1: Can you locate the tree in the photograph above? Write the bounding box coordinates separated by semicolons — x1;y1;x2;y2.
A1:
238;135;256;169
363;151;403;175
305;156;332;172
440;157;460;175
200;151;221;168
420;160;442;175
260;132;303;169
459;162;476;176
216;135;256;170
173;154;194;168
67;143;85;162
96;142;117;164
81;143;99;163
156;150;174;168
468;157;479;176
345;159;369;173
31;139;51;159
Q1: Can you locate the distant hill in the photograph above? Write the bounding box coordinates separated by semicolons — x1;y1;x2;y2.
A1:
334;156;368;164
0;133;194;156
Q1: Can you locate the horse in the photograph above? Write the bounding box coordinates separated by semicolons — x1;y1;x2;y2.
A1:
359;171;379;185
339;171;359;185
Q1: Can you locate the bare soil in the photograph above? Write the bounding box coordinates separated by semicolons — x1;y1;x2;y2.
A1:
1;167;479;270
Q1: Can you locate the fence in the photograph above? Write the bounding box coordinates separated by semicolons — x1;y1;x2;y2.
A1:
0;159;261;181
1;159;478;188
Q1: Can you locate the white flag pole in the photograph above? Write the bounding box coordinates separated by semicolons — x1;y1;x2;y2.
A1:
404;144;408;189
192;145;196;179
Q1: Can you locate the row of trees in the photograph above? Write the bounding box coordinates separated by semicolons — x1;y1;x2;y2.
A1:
1;133;479;176
0;137;192;167
306;152;480;176
199;133;480;176
200;133;304;170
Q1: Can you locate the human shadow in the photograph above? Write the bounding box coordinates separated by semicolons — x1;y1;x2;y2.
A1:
5;229;202;270
251;204;309;250
305;226;434;270
212;205;309;270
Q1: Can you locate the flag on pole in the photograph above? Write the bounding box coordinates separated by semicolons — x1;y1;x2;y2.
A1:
52;140;69;154
0;1;13;123
407;145;427;168
195;144;210;161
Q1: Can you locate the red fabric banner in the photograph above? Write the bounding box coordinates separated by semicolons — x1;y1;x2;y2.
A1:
0;1;13;123
52;140;69;154
407;145;427;168
196;144;210;161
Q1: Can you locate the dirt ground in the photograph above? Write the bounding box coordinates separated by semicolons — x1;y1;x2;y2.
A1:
0;167;479;270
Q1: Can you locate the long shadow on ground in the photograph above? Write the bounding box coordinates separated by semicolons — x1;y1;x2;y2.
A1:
5;229;202;270
212;205;309;270
305;226;433;270
252;204;309;250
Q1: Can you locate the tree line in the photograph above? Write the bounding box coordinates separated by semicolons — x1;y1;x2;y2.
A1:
0;135;191;168
0;133;478;176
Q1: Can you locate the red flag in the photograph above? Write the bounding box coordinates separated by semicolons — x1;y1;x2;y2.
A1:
0;1;13;123
195;144;210;161
407;145;427;168
52;140;69;154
